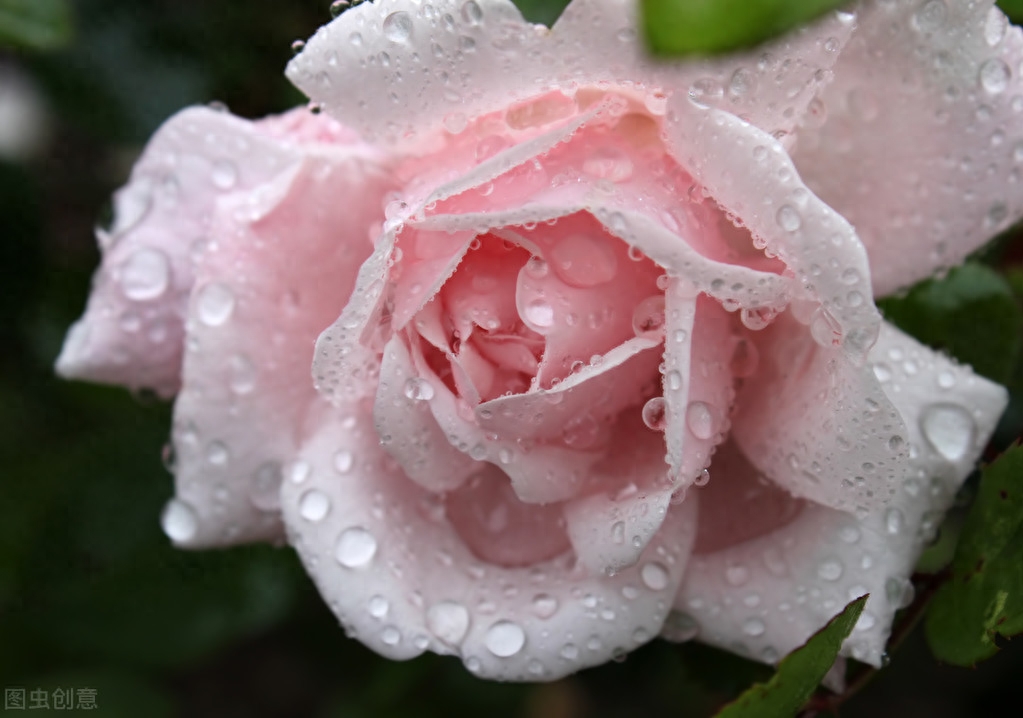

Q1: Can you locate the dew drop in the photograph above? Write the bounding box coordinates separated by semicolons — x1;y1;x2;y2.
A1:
381;625;401;645
211;159;238;189
229;354;256;394
299;489;331;522
725;564;750;586
120;248;170;301
817;557;844;581
403;377;435;401
884;507;904;535
550;234;618;287
383;11;413;43
161;498;198;543
427;601;470;644
661;611;700;642
686;401;715;440
920;403;975;462
532;593;559;619
335;526;378;567
206;441;229;466
742;617;766;637
368;595;390;618
334;450;354;474
641;562;669;591
776;205;802;232
460;0;483;25
485;620;525;657
631;295;666;338
979;58;1010;94
196;283;236;326
641;397;667;431
288;459;311;484
522;299;554;331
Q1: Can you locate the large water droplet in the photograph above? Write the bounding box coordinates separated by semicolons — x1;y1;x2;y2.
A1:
161;498;198;543
196;283;236;326
912;0;947;32
404;377;435;401
335;526;378;567
532;593;559;619
641;397;667;431
383;11;413;43
461;0;483;25
632;295;666;339
641;562;669;591
428;601;470;644
550;234;619;287
485;620;525;657
686;402;715;440
979;58;1011;94
920;403;975;461
522;299;554;331
299;489;331;521
120;248;171;301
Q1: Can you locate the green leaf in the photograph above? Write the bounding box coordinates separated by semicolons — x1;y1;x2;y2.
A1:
998;0;1023;24
0;0;73;51
512;0;571;26
642;0;849;56
926;445;1023;666
714;595;867;718
878;263;1023;386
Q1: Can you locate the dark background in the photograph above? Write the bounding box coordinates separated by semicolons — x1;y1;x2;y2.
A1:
1;1;1022;715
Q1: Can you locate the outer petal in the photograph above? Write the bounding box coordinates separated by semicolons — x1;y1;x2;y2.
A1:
56;107;323;397
281;400;699;681
287;0;855;147
672;323;1008;666
731;311;909;515
165;151;394;547
794;0;1023;295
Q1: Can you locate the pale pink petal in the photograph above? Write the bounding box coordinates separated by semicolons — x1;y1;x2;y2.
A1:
794;0;1023;296
56;107;323;396
661;291;739;489
374;336;480;493
731;311;909;515
165;152;392;548
673;323;1007;666
281;400;699;680
287;0;854;147
663;100;880;360
563;413;682;574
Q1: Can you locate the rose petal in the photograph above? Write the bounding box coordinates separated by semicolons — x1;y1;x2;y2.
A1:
793;0;1023;296
374;336;481;493
731;311;909;515
287;0;854;147
281;400;699;681
673;323;1008;666
56;107;331;397
663;100;880;361
167;152;391;547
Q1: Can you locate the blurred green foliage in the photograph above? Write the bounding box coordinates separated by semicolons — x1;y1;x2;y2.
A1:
0;0;73;51
1;1;1022;717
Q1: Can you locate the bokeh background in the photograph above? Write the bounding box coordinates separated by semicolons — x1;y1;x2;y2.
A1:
2;1;1022;716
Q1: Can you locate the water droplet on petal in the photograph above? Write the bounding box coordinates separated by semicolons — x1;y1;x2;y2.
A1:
229;354;256;394
460;0;483;25
980;58;1011;94
161;498;198;543
550;234;619;287
632;295;666;339
641;562;669;590
196;283;236;326
381;625;401;645
335;526;377;567
120;248;170;301
368;595;390;618
428;601;470;644
404;377;435;401
299;489;331;521
742;617;766;637
817;557;844;581
686;402;715;440
485;620;525;657
641;397;667;431
776;205;802;232
885;507;904;535
383;11;413;43
920;404;975;462
211;159;238;189
522;299;554;332
334;450;354;474
532;594;559;619
661;611;699;642
288;459;311;484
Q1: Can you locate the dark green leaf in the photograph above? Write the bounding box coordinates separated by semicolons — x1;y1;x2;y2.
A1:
0;0;73;51
642;0;849;56
926;445;1023;666
878;263;1023;386
512;0;571;26
714;595;867;718
998;0;1023;24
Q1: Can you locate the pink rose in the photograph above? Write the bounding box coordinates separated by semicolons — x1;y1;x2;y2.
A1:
58;0;1013;681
